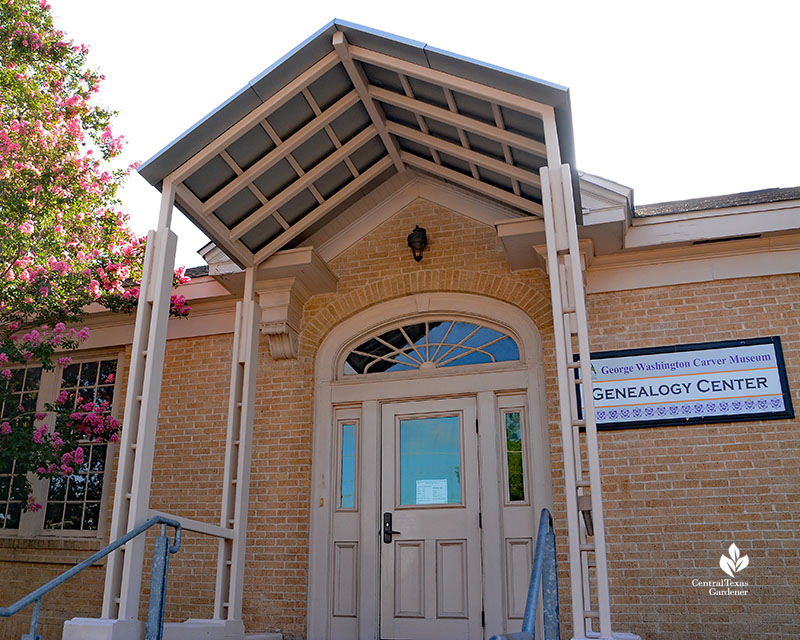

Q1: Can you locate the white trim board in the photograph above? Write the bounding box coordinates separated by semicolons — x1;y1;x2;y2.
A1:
626;200;800;248
585;234;800;293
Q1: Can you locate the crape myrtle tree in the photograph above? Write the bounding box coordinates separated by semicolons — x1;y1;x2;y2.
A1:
0;0;191;511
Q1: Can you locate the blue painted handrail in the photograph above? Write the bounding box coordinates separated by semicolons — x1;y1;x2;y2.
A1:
0;515;181;640
490;508;560;640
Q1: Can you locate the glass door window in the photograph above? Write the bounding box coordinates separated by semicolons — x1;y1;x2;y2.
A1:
398;415;462;506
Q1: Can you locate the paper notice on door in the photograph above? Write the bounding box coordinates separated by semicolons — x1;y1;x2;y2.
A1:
416;479;448;504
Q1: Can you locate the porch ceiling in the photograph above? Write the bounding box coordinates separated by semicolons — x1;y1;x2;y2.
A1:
139;20;581;268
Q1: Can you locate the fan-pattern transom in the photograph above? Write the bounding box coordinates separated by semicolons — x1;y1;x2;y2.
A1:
343;320;520;375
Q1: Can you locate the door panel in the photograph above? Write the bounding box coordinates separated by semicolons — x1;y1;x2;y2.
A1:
436;539;468;618
380;398;483;640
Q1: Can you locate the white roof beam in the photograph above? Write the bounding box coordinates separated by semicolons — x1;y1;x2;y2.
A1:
174;183;253;267
332;31;405;174
400;152;542;216
442;87;480;181
230;125;378;241
369;86;546;159
203;90;360;214
397;74;442;166
349;44;555;120
258;119;325;205
491;103;521;197
301;88;360;179
387;121;541;190
219;149;291;230
167;51;340;185
253;155;393;264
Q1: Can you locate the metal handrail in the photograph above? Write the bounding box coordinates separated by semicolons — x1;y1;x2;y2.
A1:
490;508;561;640
0;515;182;640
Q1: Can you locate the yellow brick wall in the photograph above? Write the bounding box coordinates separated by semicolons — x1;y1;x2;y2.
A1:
1;198;797;640
585;276;799;639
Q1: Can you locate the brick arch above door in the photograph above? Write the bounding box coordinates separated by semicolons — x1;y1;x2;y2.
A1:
299;270;554;361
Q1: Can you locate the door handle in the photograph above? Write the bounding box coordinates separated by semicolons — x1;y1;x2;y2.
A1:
383;512;401;543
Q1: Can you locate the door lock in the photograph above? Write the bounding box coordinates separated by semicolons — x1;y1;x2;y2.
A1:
383;512;401;543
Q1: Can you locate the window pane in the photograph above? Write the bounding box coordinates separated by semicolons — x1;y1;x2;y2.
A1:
8;368;24;391
339;423;356;509
44;503;64;529
62;363;80;387
5;502;21;529
21;392;38;412
463;326;503;348
63;503;83;529
67;475;86;501
99;359;117;382
96;385;114;407
24;367;42;390
399;416;461;505
505;412;525;502
10;474;27;500
79;362;99;387
487;336;520;362
0;456;24;529
86;474;103;501
48;476;67;502
90;445;107;472
83;502;101;530
441;349;491;367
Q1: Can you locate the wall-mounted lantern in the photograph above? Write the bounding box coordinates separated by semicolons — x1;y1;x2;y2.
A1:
407;225;428;262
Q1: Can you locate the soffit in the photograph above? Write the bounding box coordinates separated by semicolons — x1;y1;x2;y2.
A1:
138;19;580;268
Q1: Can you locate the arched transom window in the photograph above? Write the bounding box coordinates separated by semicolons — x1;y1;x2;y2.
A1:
343;319;520;376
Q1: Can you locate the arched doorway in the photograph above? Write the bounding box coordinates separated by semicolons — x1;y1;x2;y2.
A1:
308;293;553;640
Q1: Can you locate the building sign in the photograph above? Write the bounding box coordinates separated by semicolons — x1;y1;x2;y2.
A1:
577;337;793;430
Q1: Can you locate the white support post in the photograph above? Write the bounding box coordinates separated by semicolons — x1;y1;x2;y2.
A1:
561;170;613;638
102;183;178;623
214;267;260;627
541;166;586;639
541;149;639;640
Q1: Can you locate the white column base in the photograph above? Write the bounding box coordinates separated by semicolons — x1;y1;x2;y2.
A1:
581;632;641;640
62;618;279;640
63;618;144;640
167;619;245;639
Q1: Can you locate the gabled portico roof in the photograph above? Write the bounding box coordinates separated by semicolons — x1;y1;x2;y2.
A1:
139;19;580;268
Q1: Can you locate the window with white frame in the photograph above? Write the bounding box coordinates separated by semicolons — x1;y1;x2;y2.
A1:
0;366;43;530
0;355;121;536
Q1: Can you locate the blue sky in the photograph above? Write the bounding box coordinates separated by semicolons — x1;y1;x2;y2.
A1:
52;0;800;267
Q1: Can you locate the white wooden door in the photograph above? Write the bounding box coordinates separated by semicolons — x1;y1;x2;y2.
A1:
380;398;483;640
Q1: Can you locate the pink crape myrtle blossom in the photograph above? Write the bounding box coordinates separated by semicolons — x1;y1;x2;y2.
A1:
0;0;192;509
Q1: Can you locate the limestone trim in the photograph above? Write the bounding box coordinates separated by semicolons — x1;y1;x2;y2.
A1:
300;271;554;363
255;247;338;359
